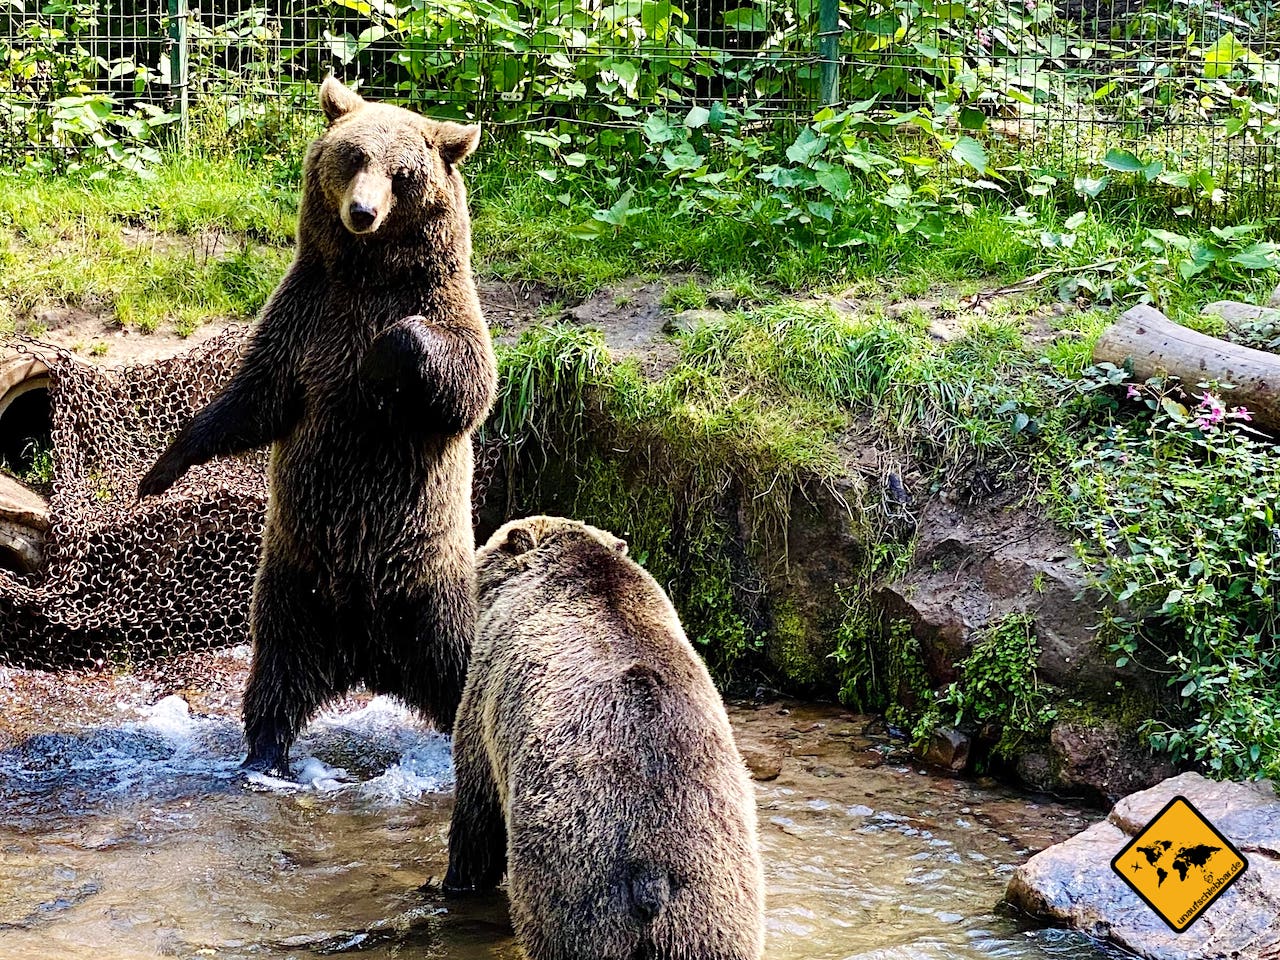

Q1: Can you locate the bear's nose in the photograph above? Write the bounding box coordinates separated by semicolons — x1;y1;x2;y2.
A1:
348;201;378;231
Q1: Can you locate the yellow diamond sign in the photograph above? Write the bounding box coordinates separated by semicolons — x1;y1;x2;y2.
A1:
1111;795;1249;933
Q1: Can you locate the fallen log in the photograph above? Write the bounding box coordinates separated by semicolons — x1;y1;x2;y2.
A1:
1093;303;1280;431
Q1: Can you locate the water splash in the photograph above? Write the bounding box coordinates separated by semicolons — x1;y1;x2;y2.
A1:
0;693;454;818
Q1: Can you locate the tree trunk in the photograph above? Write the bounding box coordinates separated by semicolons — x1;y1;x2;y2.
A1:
1092;303;1280;430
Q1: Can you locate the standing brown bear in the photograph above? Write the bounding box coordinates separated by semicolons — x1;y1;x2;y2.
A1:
446;516;766;960
138;77;497;776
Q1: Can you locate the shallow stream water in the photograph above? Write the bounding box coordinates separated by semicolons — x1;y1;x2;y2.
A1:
0;647;1119;960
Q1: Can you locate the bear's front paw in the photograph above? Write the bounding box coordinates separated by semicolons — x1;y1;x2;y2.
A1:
360;323;421;406
137;451;187;499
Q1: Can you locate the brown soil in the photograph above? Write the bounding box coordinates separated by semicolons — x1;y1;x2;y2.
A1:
9;278;572;370
21;305;243;366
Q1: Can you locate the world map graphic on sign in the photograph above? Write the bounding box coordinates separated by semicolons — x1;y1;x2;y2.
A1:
1111;796;1248;933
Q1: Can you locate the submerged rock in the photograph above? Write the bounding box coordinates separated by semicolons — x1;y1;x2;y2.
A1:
1006;772;1280;959
739;742;784;782
917;726;972;773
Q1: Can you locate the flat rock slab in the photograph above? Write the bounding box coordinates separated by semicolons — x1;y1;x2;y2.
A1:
1007;772;1280;959
0;473;48;531
1202;300;1280;325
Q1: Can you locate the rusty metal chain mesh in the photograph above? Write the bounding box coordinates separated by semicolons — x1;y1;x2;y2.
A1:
0;329;503;669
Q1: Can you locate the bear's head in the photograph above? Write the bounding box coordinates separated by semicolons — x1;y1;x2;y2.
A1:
307;76;480;241
477;516;628;597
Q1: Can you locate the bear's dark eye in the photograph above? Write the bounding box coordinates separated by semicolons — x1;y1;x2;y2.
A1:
393;167;413;183
342;148;366;176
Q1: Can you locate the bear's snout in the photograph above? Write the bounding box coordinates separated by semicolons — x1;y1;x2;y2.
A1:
339;171;392;235
348;200;378;232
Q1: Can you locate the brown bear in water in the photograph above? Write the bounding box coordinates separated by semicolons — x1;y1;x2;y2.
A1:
137;77;497;775
445;516;765;960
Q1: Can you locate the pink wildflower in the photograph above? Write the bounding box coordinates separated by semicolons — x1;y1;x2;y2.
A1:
1126;384;1141;399
1197;392;1225;425
1232;406;1253;422
976;27;991;48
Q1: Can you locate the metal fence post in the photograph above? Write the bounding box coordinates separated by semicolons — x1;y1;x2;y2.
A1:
168;0;190;145
818;0;840;107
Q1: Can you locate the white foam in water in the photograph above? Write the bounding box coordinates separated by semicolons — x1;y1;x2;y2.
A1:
249;695;455;801
1;691;453;806
141;694;202;737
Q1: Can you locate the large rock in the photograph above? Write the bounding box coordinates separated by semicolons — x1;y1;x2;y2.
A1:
1202;300;1280;325
1017;720;1178;805
1007;772;1280;959
876;495;1128;697
874;495;1175;800
916;725;971;772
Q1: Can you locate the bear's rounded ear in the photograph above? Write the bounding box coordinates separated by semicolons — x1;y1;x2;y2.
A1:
320;75;364;123
499;525;537;556
437;122;481;166
614;538;628;555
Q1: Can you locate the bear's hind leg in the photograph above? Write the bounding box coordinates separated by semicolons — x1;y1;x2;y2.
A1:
386;576;473;733
444;721;506;894
242;559;345;777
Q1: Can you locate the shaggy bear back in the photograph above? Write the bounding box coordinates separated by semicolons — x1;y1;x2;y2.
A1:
447;517;766;960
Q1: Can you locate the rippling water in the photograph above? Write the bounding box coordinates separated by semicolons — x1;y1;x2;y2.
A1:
0;653;1118;960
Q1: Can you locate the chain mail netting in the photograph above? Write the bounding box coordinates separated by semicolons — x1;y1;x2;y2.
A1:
0;330;501;668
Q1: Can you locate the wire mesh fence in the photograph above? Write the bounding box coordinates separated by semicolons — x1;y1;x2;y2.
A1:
1;0;1279;198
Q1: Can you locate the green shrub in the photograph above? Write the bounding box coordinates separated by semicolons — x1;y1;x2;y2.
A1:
915;613;1058;759
1067;375;1280;780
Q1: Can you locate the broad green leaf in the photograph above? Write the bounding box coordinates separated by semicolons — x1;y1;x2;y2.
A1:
916;213;947;239
807;200;835;222
640;0;675;36
950;135;987;173
1228;242;1280;270
641;113;675;144
685;105;711;128
786;127;827;165
1102;148;1144;173
721;6;768;31
1203;32;1248;79
815;164;852;200
1147;228;1191;249
566;220;610;240
1158;171;1192;188
594;186;637;227
611;60;639;91
1074;175;1109;198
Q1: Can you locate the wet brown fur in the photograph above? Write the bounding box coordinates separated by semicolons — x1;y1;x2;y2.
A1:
138;78;497;774
446;516;766;960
